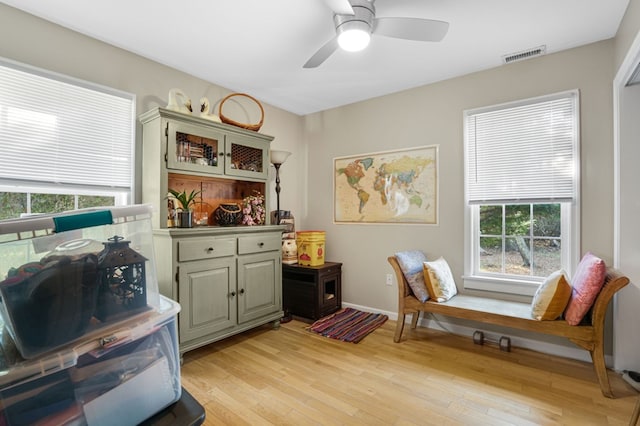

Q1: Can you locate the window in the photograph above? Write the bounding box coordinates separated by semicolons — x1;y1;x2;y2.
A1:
463;90;580;296
0;57;135;220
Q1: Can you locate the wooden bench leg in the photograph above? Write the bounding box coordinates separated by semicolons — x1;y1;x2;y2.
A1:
590;346;614;398
411;311;420;329
394;313;406;343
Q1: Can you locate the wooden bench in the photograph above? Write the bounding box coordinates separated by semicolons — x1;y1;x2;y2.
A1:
387;255;630;398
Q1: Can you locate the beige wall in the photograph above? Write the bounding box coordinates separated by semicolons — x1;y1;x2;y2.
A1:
613;0;640;371
0;3;305;219
304;41;615;316
615;0;640;70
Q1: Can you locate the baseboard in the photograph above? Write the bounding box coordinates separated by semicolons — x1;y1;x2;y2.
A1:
342;302;398;319
341;302;612;366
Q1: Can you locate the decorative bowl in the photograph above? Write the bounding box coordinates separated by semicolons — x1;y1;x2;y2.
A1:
214;203;242;226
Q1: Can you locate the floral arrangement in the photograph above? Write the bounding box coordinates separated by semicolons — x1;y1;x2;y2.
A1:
241;191;265;225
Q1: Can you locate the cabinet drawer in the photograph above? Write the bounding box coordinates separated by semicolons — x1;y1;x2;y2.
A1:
238;234;281;254
178;237;236;261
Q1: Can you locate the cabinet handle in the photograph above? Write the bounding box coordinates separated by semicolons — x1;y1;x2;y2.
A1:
239;288;245;295
207;247;214;252
226;153;231;157
230;291;236;297
218;152;224;157
258;242;264;247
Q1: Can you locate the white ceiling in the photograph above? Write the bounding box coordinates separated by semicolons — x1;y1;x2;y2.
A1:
2;0;631;115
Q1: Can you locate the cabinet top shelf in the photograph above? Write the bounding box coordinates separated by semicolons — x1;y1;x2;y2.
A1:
139;107;274;142
153;224;287;237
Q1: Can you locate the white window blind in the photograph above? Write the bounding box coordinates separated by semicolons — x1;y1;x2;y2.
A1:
465;90;578;204
0;58;134;191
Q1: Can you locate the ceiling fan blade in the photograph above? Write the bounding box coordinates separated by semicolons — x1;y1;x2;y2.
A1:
323;0;354;15
373;17;449;42
303;36;340;68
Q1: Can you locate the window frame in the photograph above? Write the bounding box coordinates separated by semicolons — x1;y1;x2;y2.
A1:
0;56;135;218
463;90;580;296
0;180;127;219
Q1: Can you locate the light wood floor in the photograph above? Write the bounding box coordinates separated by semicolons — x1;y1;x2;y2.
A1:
181;319;639;425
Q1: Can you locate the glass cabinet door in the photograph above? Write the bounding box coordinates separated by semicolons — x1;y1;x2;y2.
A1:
224;134;269;180
166;121;224;175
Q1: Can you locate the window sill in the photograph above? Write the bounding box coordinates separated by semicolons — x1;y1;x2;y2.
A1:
462;275;540;297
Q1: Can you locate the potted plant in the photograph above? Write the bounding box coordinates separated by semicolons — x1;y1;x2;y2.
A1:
168;188;201;228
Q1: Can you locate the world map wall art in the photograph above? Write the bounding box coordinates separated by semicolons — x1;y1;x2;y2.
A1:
334;145;438;224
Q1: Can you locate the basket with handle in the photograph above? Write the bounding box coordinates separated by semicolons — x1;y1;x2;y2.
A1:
218;93;264;132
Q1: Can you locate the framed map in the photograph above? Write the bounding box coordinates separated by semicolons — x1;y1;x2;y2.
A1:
334;145;438;224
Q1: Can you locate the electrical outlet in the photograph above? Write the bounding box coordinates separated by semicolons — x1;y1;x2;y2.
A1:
386;273;393;286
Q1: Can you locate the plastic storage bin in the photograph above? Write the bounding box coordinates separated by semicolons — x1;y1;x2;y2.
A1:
0;295;181;426
0;205;161;359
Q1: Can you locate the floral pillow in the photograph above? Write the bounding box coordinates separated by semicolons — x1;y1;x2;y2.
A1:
563;252;607;325
394;250;429;302
530;270;571;320
423;257;458;302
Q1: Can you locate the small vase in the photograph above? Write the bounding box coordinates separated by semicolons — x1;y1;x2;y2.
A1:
177;211;193;228
214;203;242;226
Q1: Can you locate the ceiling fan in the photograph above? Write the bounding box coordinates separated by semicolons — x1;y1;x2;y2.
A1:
303;0;449;68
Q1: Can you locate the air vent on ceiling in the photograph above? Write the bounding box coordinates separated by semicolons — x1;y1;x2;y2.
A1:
502;45;547;64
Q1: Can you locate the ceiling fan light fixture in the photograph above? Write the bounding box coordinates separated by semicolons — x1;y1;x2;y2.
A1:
337;21;371;52
304;0;449;68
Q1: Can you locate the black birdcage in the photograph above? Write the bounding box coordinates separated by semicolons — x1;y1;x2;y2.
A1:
95;235;148;321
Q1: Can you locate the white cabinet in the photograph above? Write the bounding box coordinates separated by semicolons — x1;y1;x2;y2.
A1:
139;107;273;229
164;118;270;180
140;107;284;355
237;234;283;324
154;228;283;355
178;256;236;342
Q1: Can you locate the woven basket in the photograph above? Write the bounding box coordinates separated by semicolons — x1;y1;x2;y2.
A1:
218;93;264;132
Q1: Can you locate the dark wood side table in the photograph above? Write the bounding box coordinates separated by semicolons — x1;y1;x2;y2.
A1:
282;262;342;321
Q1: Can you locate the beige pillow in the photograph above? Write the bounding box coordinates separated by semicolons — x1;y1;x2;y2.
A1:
530;270;571;320
423;257;458;302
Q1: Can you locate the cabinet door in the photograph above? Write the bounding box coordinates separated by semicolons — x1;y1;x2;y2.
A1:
224;134;269;180
237;251;281;324
178;257;236;343
166;120;225;175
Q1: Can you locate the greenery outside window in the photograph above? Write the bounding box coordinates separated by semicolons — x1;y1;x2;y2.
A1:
0;57;135;220
463;90;580;296
0;187;122;221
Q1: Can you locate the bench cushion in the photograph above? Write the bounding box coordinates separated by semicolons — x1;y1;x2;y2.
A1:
434;294;531;319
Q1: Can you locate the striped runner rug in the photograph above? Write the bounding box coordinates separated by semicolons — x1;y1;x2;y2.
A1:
307;308;388;343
